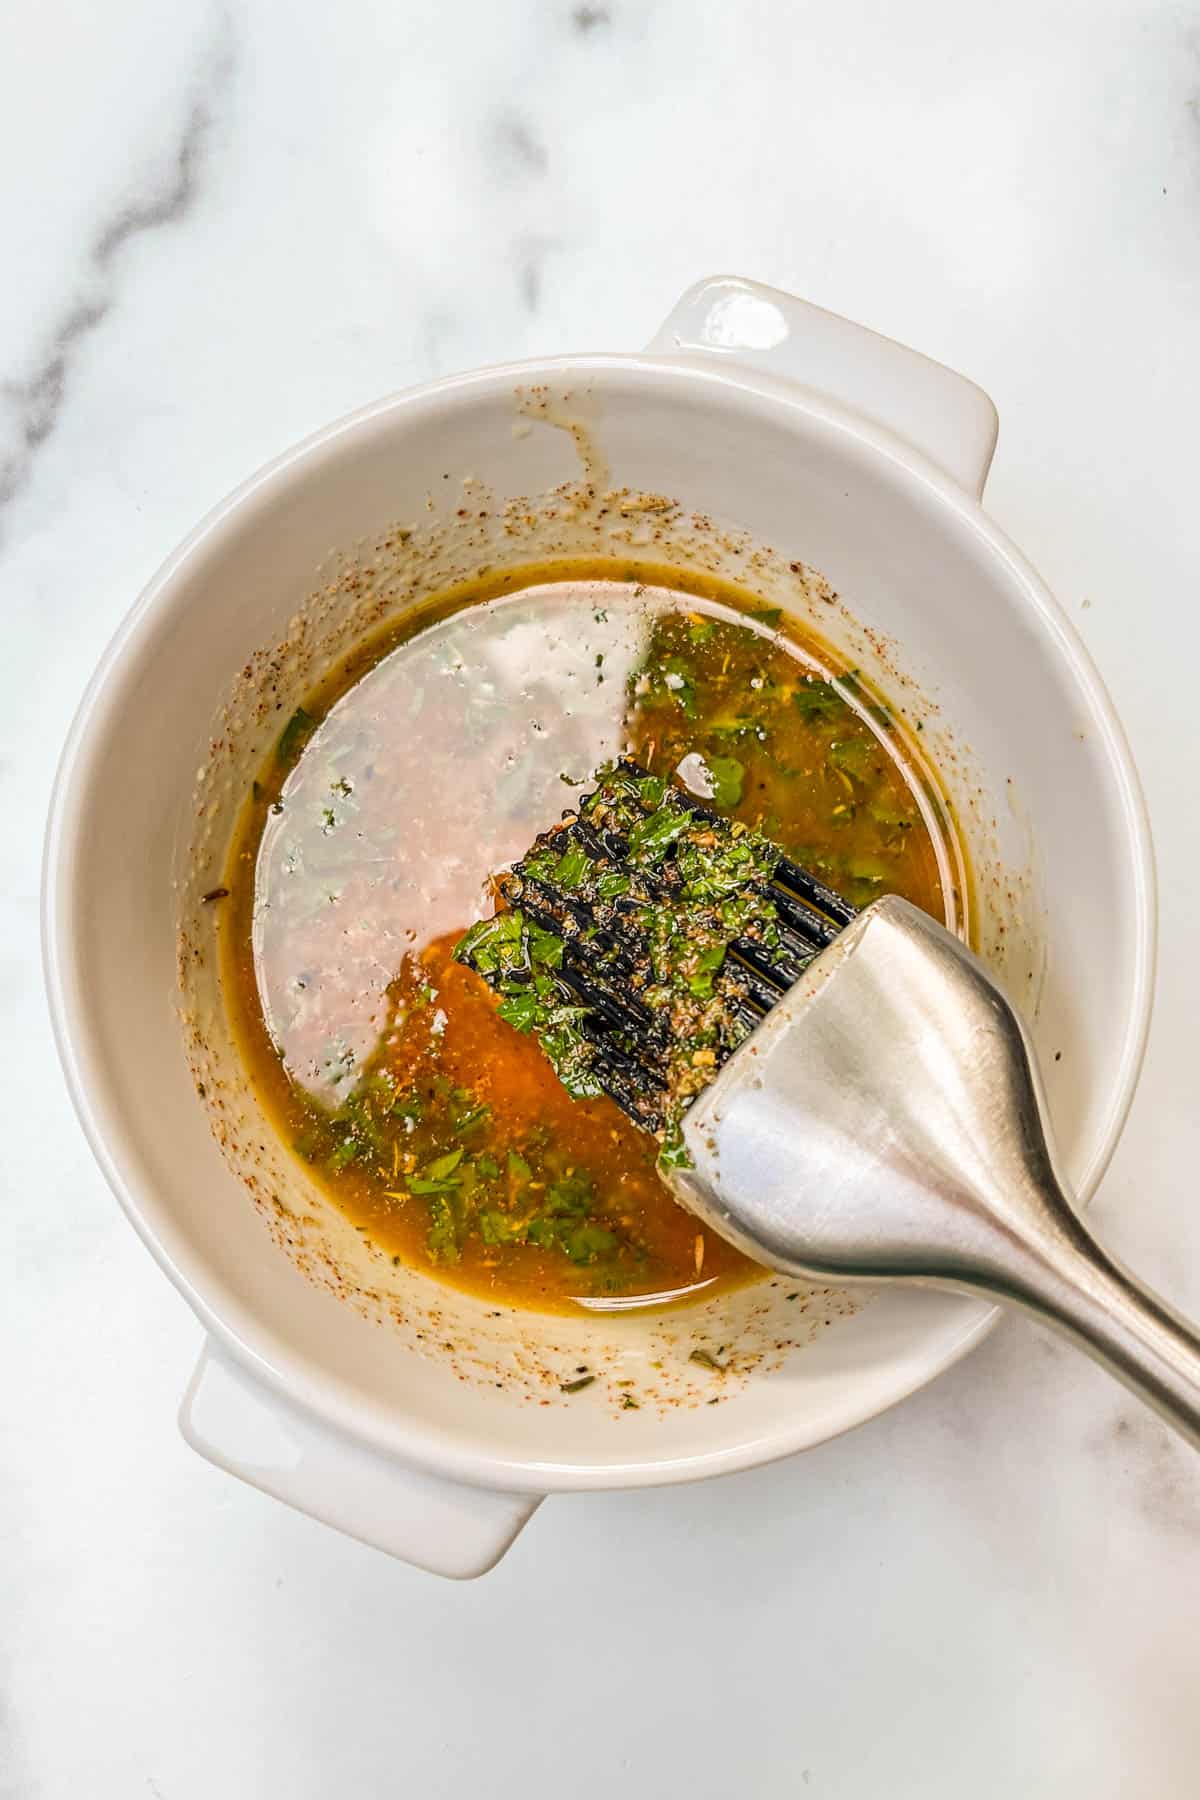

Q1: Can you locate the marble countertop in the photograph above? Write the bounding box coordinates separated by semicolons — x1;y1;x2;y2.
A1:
5;1;1200;1793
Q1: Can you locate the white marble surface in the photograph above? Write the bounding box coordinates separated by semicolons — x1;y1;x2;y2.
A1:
4;1;1200;1792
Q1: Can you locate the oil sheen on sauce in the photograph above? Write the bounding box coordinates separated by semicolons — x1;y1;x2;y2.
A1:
221;559;960;1316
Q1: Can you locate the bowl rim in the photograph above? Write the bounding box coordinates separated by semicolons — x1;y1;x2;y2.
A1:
41;351;1158;1493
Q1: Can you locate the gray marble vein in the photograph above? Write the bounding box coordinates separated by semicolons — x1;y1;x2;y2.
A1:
489;111;550;182
514;232;561;311
0;20;234;528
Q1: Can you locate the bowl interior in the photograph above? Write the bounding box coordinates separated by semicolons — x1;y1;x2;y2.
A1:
47;358;1152;1485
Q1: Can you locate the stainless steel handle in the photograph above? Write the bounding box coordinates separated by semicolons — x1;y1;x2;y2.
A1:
674;898;1199;1452
982;1188;1200;1447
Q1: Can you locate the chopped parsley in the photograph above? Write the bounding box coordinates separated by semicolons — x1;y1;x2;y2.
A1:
456;762;792;1160
276;706;318;768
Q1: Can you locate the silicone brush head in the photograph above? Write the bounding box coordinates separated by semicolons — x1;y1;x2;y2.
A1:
455;761;856;1147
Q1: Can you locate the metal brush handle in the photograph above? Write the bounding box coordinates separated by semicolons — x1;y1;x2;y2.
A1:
674;897;1200;1449
987;1177;1200;1445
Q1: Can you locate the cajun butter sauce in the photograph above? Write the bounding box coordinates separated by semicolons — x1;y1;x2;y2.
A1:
221;559;957;1316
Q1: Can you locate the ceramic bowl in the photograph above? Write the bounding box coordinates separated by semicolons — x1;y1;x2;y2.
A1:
43;277;1155;1576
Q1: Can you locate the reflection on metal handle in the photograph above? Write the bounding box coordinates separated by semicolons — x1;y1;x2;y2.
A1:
674;897;1200;1453
1001;1195;1200;1447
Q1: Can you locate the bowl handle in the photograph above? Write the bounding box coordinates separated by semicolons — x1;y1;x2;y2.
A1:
647;275;998;498
180;1341;541;1579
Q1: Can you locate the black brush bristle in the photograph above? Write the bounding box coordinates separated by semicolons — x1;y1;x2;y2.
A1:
457;760;856;1143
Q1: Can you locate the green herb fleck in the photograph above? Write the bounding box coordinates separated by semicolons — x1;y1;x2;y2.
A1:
792;680;844;726
276;707;317;768
452;1103;491;1136
704;754;744;809
828;738;876;780
455;912;525;977
496;990;539;1032
627;804;693;864
661;657;697;717
425;1146;465;1180
552;842;591;889
426;1192;467;1262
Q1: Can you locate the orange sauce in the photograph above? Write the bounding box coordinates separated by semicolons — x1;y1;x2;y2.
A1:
220;559;959;1314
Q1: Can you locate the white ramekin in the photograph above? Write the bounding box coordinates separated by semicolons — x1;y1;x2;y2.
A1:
43;278;1155;1577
